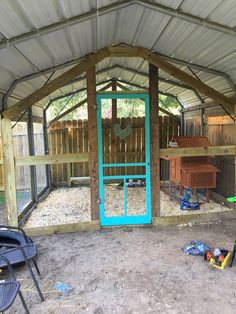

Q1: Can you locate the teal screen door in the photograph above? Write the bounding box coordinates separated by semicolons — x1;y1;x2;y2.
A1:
97;92;151;226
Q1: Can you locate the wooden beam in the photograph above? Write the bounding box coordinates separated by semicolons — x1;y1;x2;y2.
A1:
15;152;89;166
139;49;235;114
49;99;87;126
200;108;205;136
116;81;132;91
48;82;113;126
1;118;18;226
234;106;236;196
149;64;160;217
113;47;235;105
158;106;179;120
110;47;235;112
14;146;234;168
2;47;109;120
97;90;147;94
108;46;144;57
3;45;235;121
160;145;235;159
153;209;236;226
116;81;178;119
23;208;236;237
24;221;100;237
87;67;99;221
112;81;117;121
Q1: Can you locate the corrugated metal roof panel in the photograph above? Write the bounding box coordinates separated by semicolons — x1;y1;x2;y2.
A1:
0;47;35;78
180;0;223;20
153;0;183;9
0;0;235;111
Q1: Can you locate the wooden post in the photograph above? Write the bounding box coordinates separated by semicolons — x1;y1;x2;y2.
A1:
149;64;160;217
86;67;99;221
1;118;18;226
112;80;117;121
200;108;205;136
235;106;236;199
181;111;185;136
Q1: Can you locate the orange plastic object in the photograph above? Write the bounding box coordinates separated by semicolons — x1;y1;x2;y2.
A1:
167;136;220;202
207;251;213;261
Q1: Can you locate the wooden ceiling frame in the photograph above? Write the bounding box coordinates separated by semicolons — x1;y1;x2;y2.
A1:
2;46;235;120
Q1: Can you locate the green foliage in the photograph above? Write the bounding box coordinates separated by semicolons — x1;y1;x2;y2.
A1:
159;95;179;109
49;92;87;120
48;83;180;121
101;98;145;118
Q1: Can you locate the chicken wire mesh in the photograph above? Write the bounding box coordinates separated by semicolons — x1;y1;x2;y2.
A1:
160;134;235;217
101;98;146;178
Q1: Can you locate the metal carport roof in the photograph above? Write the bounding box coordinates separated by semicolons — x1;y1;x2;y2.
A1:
0;0;235;112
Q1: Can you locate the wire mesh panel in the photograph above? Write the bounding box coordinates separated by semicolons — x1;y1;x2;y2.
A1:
160;133;235;217
103;181;124;217
12;122;33;213
126;179;146;216
33;123;47;195
101;99;146;177
97;93;151;226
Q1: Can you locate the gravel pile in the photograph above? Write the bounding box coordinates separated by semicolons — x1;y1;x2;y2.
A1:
25;186;232;228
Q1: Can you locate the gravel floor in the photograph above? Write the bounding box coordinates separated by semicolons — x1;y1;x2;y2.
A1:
25;186;232;228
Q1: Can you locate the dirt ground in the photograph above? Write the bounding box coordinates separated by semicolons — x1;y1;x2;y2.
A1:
8;220;236;313
25;186;231;228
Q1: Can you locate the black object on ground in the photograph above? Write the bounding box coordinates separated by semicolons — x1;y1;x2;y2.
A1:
229;239;236;267
0;225;44;302
0;255;29;313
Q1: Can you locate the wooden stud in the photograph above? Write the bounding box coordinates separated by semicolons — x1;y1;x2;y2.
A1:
24;220;100;237
83;119;89;176
234;105;236;198
3;46;234;121
78;119;83;177
160;145;234;159
23;208;236;237
3;47;109;120
48;82;113;125
112;81;117;121
149;64;160;217
65;129;72;183
108;46;143;57
116;81;178;119
1;118;18;226
97;90;146;95
12;145;234;168
200;108;205;136
140;50;235;114
15;152;89;166
87;66;99;221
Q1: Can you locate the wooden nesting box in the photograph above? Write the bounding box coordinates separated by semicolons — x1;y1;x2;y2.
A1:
169;136;220;201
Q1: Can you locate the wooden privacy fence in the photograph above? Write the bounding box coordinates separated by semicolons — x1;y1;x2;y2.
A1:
49;116;180;185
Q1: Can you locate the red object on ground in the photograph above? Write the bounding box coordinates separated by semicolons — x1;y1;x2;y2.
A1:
218;255;225;263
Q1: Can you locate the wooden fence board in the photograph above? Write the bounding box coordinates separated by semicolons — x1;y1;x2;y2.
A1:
48;117;180;184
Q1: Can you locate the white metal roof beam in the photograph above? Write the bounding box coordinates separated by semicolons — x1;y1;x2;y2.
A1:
3;49;234;110
109;64;204;103
3;61;204;110
0;0;236;51
159;53;236;91
116;78;183;107
49;78;177;106
2;46;234;119
46;64;203;103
